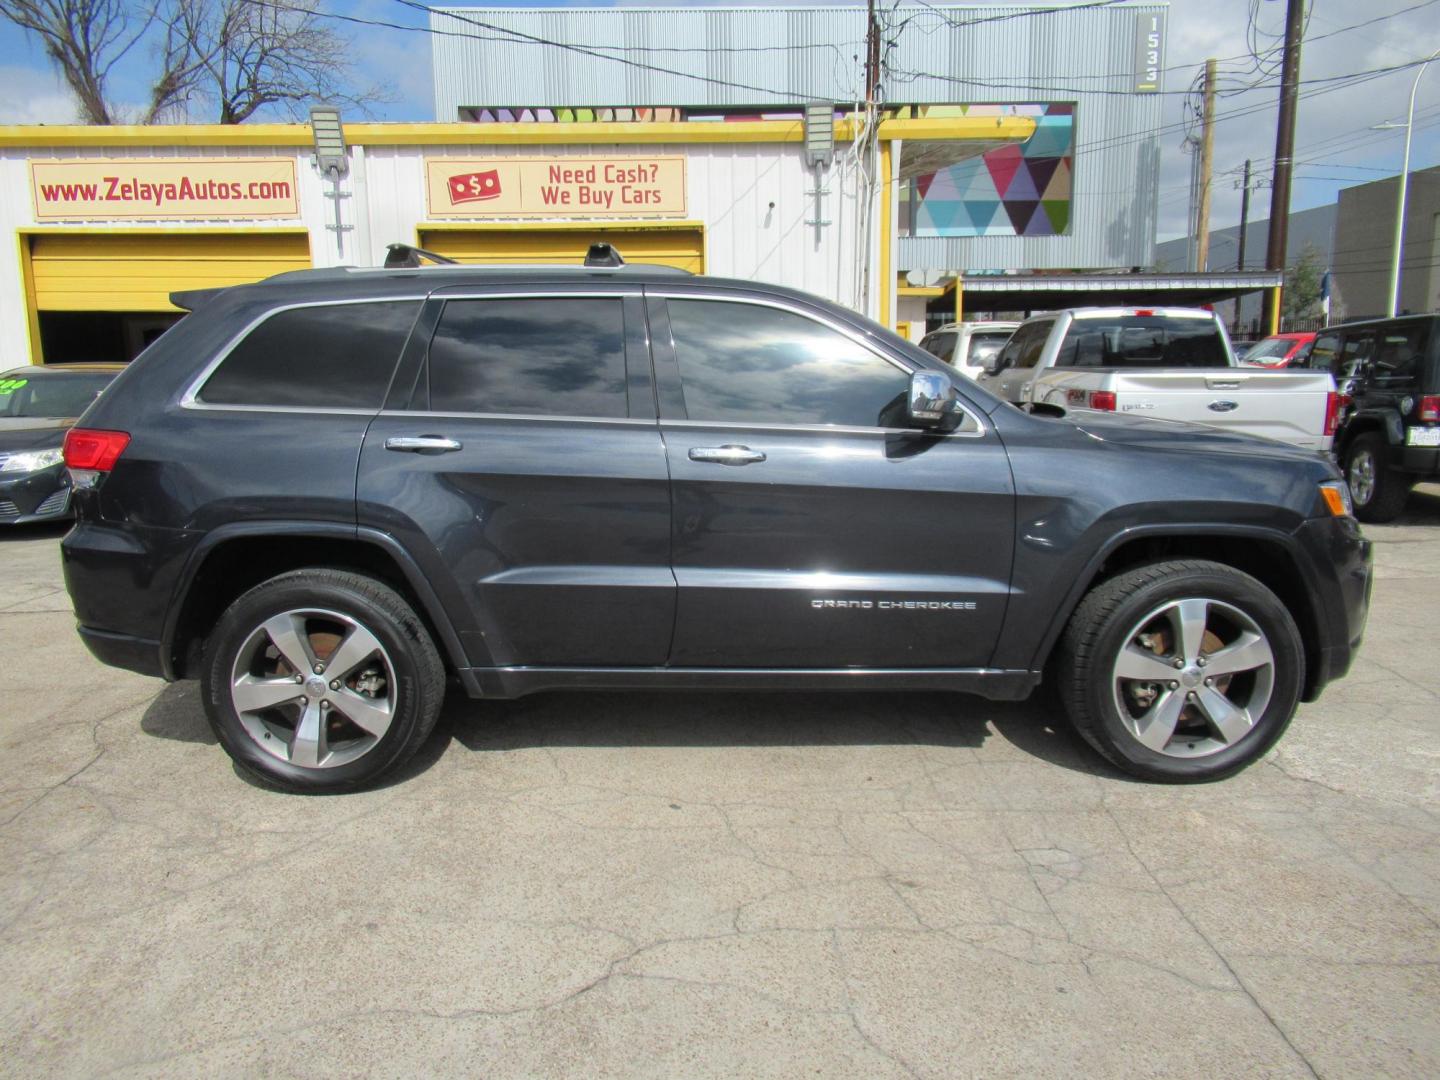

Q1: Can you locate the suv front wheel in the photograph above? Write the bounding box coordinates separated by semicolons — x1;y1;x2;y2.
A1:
1057;560;1303;782
201;569;446;793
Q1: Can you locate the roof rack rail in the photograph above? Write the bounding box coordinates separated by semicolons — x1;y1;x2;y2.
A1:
383;243;460;268
584;242;625;268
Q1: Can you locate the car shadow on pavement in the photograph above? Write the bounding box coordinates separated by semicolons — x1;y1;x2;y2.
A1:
438;688;1131;782
1398;484;1440;524
138;680;1130;786
140;681;215;744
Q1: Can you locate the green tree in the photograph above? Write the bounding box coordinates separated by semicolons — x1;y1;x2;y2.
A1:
1283;244;1324;325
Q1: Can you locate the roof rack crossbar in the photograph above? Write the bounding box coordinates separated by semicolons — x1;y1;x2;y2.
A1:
384;243;460;268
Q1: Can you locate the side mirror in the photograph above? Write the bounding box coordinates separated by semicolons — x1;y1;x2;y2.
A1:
906;371;961;430
981;354;1006;376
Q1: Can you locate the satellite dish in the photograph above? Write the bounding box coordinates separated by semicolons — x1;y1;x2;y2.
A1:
906;269;945;287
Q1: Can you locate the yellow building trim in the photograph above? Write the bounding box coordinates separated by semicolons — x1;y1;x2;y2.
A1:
0;116;1034;149
415;219;705;234
416;222;706;274
897;286;945;297
17;233;42;365
879;141;893;329
24;229;313;314
1265;286;1282;335
954;276;964;323
18;225;311;236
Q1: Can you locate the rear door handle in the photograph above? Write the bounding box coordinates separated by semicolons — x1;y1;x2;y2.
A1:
688;445;766;466
384;435;462;453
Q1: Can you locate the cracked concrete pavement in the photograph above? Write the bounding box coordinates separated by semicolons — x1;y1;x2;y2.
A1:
2;489;1439;1078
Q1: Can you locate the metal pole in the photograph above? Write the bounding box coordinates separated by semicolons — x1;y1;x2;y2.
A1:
1264;0;1305;333
1234;159;1251;337
1387;51;1439;317
1195;58;1218;272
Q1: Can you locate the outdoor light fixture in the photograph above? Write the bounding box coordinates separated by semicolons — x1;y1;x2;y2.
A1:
309;105;349;179
804;102;835;169
310;105;351;259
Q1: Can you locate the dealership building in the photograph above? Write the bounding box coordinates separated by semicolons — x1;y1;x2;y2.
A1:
1;2;1174;366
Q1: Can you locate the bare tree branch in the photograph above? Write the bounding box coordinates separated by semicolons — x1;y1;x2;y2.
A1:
1;0;388;124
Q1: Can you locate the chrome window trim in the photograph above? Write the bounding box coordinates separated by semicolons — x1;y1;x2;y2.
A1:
649;292;987;438
377;410;656;426
659;417;985;439
180;296;429;411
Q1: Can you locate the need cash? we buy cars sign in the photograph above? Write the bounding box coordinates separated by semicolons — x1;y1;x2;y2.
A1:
425;156;687;218
31;159;300;221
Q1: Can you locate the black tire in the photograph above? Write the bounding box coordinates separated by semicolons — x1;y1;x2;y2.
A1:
1056;559;1303;783
201;569;445;793
1345;433;1411;524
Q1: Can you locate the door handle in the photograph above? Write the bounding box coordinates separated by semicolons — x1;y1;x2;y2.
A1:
384;435;462;453
688;445;766;466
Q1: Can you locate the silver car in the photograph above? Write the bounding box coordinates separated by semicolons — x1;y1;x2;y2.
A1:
917;321;1019;382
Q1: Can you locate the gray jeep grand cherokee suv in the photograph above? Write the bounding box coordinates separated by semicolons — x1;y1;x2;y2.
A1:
60;255;1371;792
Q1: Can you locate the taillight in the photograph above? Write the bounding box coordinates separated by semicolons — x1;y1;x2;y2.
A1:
1420;395;1440;422
63;428;130;471
1323;391;1341;437
1088;390;1117;411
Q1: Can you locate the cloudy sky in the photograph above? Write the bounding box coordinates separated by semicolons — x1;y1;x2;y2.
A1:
1;1;1437;246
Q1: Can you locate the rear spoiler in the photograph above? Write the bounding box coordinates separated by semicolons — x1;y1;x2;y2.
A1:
170;287;225;312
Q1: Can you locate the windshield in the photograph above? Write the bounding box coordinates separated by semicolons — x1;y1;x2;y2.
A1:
1056;316;1229;369
0;371;115;419
1242;337;1294;362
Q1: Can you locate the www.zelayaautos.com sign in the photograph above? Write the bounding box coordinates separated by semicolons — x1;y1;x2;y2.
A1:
30;159;300;221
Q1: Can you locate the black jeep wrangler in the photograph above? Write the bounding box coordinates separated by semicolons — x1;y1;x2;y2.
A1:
61;254;1371;792
1304;313;1440;522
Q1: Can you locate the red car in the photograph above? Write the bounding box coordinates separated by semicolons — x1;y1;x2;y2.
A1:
1240;331;1316;368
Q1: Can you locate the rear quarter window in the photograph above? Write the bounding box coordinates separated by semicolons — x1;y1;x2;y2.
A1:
198;301;420;409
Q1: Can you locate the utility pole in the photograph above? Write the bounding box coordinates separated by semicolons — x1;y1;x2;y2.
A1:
865;0;880;105
1234;158;1252;337
1194;58;1218;272
1264;0;1305;333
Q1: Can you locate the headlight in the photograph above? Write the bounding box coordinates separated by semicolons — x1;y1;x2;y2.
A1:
1319;479;1353;517
0;447;65;473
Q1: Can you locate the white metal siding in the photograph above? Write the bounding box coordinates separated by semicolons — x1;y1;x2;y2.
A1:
431;4;1168;270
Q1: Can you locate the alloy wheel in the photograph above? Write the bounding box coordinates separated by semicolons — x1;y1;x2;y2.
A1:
1110;597;1275;758
1349;448;1376;506
229;608;396;769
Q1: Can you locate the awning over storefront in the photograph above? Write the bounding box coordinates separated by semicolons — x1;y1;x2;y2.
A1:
949;271;1285;314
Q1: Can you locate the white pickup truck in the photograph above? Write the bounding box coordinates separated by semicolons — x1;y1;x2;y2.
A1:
976;307;1339;452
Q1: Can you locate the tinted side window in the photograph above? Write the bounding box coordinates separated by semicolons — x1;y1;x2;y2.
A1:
427;298;627;417
1372;324;1430;385
1335;332;1377;379
666;300;910;428
200;301;419;408
996;320;1052;370
920;332;957;362
1309;333;1341;372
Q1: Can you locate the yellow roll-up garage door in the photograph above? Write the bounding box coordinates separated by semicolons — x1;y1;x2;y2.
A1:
28;232;312;312
418;225;704;273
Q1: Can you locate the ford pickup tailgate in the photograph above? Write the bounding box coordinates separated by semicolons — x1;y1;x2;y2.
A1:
1034;368;1337;451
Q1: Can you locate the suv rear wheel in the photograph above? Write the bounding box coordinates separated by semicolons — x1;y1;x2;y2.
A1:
1057;560;1303;782
201;569;445;793
1345;433;1410;523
